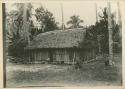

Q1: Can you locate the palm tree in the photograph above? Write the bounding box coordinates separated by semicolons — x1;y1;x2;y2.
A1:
67;15;83;29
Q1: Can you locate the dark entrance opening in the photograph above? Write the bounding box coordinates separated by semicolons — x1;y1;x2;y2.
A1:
49;51;53;62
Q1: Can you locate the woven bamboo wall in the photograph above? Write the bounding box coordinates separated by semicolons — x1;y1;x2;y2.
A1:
27;49;96;64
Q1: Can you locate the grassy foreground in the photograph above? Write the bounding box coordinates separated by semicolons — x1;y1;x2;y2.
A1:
6;55;122;87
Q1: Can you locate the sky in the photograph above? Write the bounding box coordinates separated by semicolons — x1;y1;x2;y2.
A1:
6;1;119;27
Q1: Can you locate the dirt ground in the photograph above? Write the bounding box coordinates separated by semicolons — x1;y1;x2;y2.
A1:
5;54;122;88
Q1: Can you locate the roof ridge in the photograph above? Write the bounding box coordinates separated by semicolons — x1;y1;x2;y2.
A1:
36;28;86;37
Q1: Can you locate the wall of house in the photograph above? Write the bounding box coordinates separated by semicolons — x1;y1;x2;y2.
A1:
27;48;96;64
54;49;70;64
28;50;49;63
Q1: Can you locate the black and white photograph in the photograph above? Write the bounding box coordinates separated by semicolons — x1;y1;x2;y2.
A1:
2;1;123;88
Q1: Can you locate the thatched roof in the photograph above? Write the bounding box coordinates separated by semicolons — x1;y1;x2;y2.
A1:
26;29;88;49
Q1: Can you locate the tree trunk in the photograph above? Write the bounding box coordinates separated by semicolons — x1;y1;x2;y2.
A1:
117;2;122;46
107;2;114;66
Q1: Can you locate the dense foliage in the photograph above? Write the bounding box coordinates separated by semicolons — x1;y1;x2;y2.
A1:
35;6;59;33
6;4;59;63
85;7;120;54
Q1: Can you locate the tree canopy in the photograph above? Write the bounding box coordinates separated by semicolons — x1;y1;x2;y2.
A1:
6;3;33;63
67;15;84;29
35;6;59;33
86;7;120;54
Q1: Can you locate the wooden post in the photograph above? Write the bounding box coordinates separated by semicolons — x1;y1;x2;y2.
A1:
31;51;32;63
34;51;36;63
28;51;30;63
39;52;41;62
73;51;75;65
107;2;114;65
2;3;6;88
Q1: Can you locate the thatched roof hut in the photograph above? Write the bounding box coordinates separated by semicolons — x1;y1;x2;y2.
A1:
25;29;96;64
26;29;94;49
